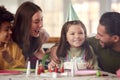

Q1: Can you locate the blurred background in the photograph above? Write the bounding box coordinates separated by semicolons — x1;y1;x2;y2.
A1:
0;0;120;37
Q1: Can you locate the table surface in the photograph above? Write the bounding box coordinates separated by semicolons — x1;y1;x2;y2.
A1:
0;71;119;80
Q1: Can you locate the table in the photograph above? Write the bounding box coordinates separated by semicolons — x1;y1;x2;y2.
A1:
0;71;119;80
0;75;119;80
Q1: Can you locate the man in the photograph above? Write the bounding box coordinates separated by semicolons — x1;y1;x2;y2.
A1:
87;12;120;74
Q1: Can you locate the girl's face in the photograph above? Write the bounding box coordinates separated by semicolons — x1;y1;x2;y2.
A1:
0;22;12;43
66;24;85;48
30;11;43;37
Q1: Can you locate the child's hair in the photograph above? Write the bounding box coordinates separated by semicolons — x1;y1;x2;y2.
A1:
56;20;93;61
0;6;14;27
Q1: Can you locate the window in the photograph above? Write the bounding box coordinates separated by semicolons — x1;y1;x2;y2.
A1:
1;0;120;37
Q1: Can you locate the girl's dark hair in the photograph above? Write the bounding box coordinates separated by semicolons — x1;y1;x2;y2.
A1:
100;12;120;36
0;6;14;27
12;1;42;59
57;20;93;61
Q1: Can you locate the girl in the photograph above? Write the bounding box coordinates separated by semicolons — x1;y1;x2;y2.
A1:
48;20;99;70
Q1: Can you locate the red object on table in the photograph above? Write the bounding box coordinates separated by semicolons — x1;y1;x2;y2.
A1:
60;65;64;73
48;67;54;72
54;66;58;72
38;64;44;74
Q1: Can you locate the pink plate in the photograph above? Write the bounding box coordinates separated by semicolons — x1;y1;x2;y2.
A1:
75;70;97;76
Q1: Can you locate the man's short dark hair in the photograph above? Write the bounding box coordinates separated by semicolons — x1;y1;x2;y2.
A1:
100;12;120;36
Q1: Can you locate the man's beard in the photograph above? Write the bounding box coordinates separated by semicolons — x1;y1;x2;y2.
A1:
102;42;114;49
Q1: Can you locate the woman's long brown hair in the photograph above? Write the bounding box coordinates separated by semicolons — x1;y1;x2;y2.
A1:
12;1;42;59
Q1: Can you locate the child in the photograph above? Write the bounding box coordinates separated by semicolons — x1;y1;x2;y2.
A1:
48;20;99;70
0;6;25;69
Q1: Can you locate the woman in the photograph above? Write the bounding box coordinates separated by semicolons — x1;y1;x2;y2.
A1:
12;1;49;68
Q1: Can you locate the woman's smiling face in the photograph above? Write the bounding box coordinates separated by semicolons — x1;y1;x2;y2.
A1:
30;11;43;37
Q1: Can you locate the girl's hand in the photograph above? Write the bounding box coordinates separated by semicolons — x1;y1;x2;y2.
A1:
1;43;13;63
48;60;58;69
2;50;13;63
86;62;94;69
